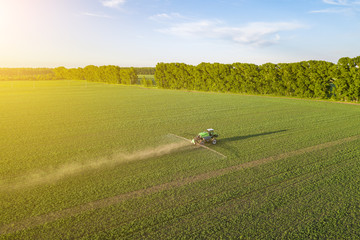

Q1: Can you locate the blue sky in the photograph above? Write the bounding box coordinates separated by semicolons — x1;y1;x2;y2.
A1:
0;0;359;67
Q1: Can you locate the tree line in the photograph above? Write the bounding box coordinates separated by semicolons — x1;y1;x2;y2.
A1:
155;56;360;102
1;57;358;101
0;68;59;81
0;65;142;85
54;65;138;85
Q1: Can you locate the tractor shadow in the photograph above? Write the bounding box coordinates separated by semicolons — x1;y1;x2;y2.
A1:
221;129;287;143
218;130;287;158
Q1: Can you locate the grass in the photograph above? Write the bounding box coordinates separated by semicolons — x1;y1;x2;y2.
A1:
1;80;360;239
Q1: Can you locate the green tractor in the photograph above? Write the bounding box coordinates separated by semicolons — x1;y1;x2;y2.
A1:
191;128;219;145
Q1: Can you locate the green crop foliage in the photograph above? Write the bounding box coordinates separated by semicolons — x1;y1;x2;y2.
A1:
1;81;360;239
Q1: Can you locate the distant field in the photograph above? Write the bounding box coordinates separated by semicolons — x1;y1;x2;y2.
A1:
1;80;360;239
137;74;155;85
137;74;155;79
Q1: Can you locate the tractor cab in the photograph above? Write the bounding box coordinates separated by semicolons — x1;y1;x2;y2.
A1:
206;128;218;138
192;128;219;145
207;128;215;137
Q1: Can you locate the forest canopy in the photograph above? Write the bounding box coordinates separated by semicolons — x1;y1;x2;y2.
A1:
53;65;138;85
155;56;360;102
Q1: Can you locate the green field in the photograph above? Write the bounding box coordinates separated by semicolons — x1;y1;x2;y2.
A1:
1;80;360;239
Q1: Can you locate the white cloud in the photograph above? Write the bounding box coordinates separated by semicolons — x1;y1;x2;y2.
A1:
323;0;349;5
157;20;304;47
154;13;172;19
100;0;126;8
323;0;360;5
82;12;113;18
310;8;349;13
159;20;220;38
149;13;186;22
312;0;360;13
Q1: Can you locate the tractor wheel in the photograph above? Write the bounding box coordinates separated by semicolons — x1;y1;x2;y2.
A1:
212;139;217;145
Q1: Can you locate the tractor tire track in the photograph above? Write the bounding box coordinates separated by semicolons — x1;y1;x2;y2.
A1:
199;158;358;239
1;135;359;235
80;152;337;238
80;156;323;238
155;157;354;240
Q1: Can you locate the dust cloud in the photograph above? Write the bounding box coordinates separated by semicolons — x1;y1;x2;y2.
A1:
0;140;190;191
